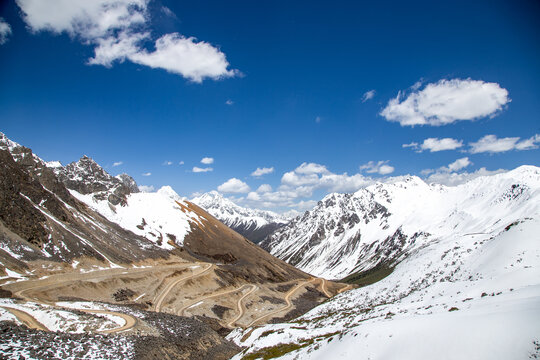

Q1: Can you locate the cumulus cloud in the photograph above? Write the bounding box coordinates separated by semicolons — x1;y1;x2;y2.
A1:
225;99;234;105
200;157;214;164
142;172;151;176
163;160;173;166
359;161;395;175
239;162;381;210
179;161;184;165
256;184;272;193
16;0;238;82
469;134;540;154
217;178;250;193
295;162;329;175
251;167;274;177
403;137;463;152
447;157;472;172
362;90;376;102
425;167;506;186
128;34;238;82
381;79;510;126
0;18;12;44
139;185;155;192
422;157;472;176
315;116;321;123
112;161;123;167
192;166;213;173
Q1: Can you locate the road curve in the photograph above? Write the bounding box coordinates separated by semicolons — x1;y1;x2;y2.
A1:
80;309;137;333
226;284;258;328
337;284;353;294
318;278;332;297
153;263;213;312
0;306;48;331
247;278;317;327
178;284;251;317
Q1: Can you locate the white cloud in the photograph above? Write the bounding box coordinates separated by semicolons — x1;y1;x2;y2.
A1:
128;34;238;82
0;18;12;44
246;191;260;201
139;185;155;192
403;137;463;152
217;178;250;193
422;157;472;175
161;6;176;18
359;160;395;175
291;200;318;211
256;184;272;193
179;161;184;165
112;161;123;167
225;99;234;105
142;172;151;176
200;157;214;164
295;162;329;175
16;0;238;82
425;167;506;186
362;90;376;102
381;78;510;126
251;167;274;177
469;134;540;154
163;160;173;166
192;166;213;173
315;116;321;123
16;0;147;39
447;157;472;172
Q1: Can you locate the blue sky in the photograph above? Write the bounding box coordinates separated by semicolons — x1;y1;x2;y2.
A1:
0;0;539;212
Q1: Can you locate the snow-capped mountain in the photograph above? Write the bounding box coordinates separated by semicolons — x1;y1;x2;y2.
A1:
0;131;306;283
192;191;288;243
229;167;540;359
52;155;139;206
261;166;540;279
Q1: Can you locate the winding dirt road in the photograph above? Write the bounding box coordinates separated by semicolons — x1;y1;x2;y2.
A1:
247;278;317;327
226;284;258;328
337;284;353;294
4;261;211;334
0;306;48;331
318;278;332;297
153;263;213;312
80;309;137;334
178;283;251;316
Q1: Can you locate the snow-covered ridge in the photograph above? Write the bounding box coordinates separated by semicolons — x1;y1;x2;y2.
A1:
192;191;288;229
262;165;540;279
230;214;540;359
71;185;201;250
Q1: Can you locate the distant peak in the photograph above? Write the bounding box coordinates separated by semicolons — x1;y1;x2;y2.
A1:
157;185;181;201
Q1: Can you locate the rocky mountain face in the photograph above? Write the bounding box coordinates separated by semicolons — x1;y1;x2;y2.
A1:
261;167;540;280
192;191;288;243
0;132;334;360
52;155;139;206
0;132;308;282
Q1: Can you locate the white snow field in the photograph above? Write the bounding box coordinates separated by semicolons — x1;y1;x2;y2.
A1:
229;167;540;360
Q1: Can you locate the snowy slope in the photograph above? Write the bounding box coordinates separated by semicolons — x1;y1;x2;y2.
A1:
262;166;540;279
71;186;203;250
192;191;288;243
229;204;540;360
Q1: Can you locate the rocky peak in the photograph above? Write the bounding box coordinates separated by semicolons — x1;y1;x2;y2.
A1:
52;156;139;206
115;173;140;194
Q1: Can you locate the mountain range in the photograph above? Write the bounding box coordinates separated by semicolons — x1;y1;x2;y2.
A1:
191;191;288;243
229;166;540;359
0;131;336;359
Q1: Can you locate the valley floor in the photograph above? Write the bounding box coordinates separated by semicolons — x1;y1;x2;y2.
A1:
0;255;345;359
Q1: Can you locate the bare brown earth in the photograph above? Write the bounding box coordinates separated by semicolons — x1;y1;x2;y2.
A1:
2;255;344;333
